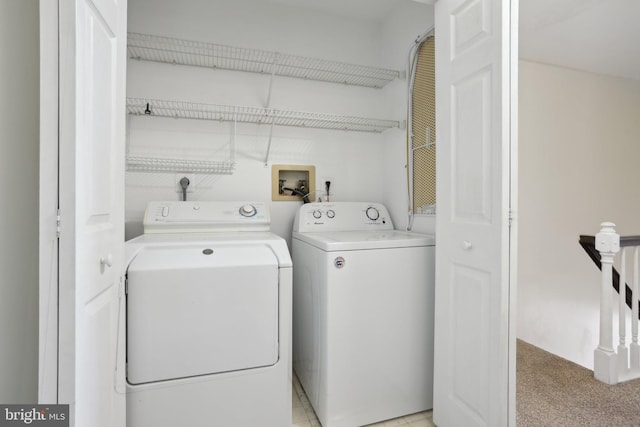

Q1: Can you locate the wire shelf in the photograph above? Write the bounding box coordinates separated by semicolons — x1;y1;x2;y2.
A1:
126;156;236;174
127;98;400;133
127;32;400;88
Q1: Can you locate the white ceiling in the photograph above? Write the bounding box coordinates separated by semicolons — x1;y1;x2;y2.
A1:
520;0;640;81
263;0;407;22
264;0;640;81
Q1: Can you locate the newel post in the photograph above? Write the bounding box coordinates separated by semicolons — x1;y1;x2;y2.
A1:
594;222;620;384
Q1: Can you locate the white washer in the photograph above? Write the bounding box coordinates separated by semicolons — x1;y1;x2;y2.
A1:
292;202;435;427
125;201;292;427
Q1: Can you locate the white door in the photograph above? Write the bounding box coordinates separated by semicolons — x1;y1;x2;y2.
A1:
433;0;517;426
57;0;127;425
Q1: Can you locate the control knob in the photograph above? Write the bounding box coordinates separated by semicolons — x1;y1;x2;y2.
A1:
366;207;380;221
312;210;322;219
326;210;335;218
239;204;257;217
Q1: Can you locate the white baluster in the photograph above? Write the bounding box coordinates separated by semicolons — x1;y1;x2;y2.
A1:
618;247;629;373
594;222;620;384
632;247;640;371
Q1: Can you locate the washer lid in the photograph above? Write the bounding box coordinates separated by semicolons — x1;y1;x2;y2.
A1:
292;230;435;251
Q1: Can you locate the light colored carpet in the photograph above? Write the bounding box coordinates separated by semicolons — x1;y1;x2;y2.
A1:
517;339;640;426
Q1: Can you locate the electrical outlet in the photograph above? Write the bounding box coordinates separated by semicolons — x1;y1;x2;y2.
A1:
322;176;334;184
174;174;195;194
321;176;334;202
322;177;334;192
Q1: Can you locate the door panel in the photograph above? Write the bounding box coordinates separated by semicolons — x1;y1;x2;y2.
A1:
58;0;127;425
451;0;491;57
39;0;61;403
76;0;119;302
450;264;490;423
84;21;114;220
452;67;492;223
75;287;120;425
434;0;516;426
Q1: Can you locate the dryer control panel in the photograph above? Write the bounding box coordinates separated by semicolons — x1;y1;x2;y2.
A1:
143;201;270;234
293;202;394;232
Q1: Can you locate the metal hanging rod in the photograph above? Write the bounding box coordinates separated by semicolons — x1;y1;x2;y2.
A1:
127;32;401;88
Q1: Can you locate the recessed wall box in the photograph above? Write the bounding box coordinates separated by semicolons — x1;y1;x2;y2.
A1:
272;165;316;202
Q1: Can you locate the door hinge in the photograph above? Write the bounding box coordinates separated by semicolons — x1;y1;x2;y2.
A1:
56;208;61;238
508;209;514;227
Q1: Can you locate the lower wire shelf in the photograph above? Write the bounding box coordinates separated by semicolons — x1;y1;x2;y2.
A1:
126;156;236;174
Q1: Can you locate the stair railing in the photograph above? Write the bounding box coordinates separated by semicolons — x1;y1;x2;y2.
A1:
588;222;640;384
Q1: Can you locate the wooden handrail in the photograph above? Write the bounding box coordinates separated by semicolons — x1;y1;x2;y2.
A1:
621;236;640;247
579;235;639;318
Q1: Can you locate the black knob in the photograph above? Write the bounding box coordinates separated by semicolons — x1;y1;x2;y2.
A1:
366;207;379;221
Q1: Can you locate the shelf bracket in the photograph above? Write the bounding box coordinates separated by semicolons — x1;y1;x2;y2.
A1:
265;53;281;108
230;113;236;164
264;112;276;166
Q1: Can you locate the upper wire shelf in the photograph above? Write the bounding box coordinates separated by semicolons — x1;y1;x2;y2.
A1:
127;32;401;89
127;98;401;133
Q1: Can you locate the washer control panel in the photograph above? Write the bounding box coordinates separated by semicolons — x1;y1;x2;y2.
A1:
143;201;270;234
293;202;393;232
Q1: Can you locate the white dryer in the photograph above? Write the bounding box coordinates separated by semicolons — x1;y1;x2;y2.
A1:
125;201;292;427
292;202;435;427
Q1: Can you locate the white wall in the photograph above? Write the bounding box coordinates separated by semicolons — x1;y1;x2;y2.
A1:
125;0;434;243
0;0;39;403
518;60;640;368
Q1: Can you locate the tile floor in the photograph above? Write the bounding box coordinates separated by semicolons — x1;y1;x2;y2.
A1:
292;375;435;427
